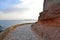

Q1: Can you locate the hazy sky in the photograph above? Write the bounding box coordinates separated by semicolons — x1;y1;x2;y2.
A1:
0;0;44;20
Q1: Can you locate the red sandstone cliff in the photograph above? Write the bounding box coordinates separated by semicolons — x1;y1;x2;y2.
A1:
32;0;60;40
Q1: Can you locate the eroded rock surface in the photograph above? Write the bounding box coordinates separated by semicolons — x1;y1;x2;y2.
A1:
32;1;60;40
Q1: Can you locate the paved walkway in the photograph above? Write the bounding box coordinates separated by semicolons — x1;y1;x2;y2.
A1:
3;24;43;40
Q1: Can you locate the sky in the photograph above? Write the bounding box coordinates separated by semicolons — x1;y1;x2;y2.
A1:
0;0;44;20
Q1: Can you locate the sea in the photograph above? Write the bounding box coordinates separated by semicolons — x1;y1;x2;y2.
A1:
0;20;36;30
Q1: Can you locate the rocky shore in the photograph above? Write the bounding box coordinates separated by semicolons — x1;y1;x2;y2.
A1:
0;23;32;40
0;23;44;40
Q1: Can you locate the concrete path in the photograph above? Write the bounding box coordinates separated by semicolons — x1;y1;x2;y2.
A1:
3;24;43;40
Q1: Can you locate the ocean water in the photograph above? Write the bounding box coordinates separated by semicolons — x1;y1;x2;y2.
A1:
0;20;36;30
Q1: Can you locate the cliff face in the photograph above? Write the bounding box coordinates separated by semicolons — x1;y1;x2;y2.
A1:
43;0;60;10
32;0;60;40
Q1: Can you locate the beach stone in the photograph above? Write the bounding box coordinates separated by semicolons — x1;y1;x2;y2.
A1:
3;24;43;40
32;0;60;40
